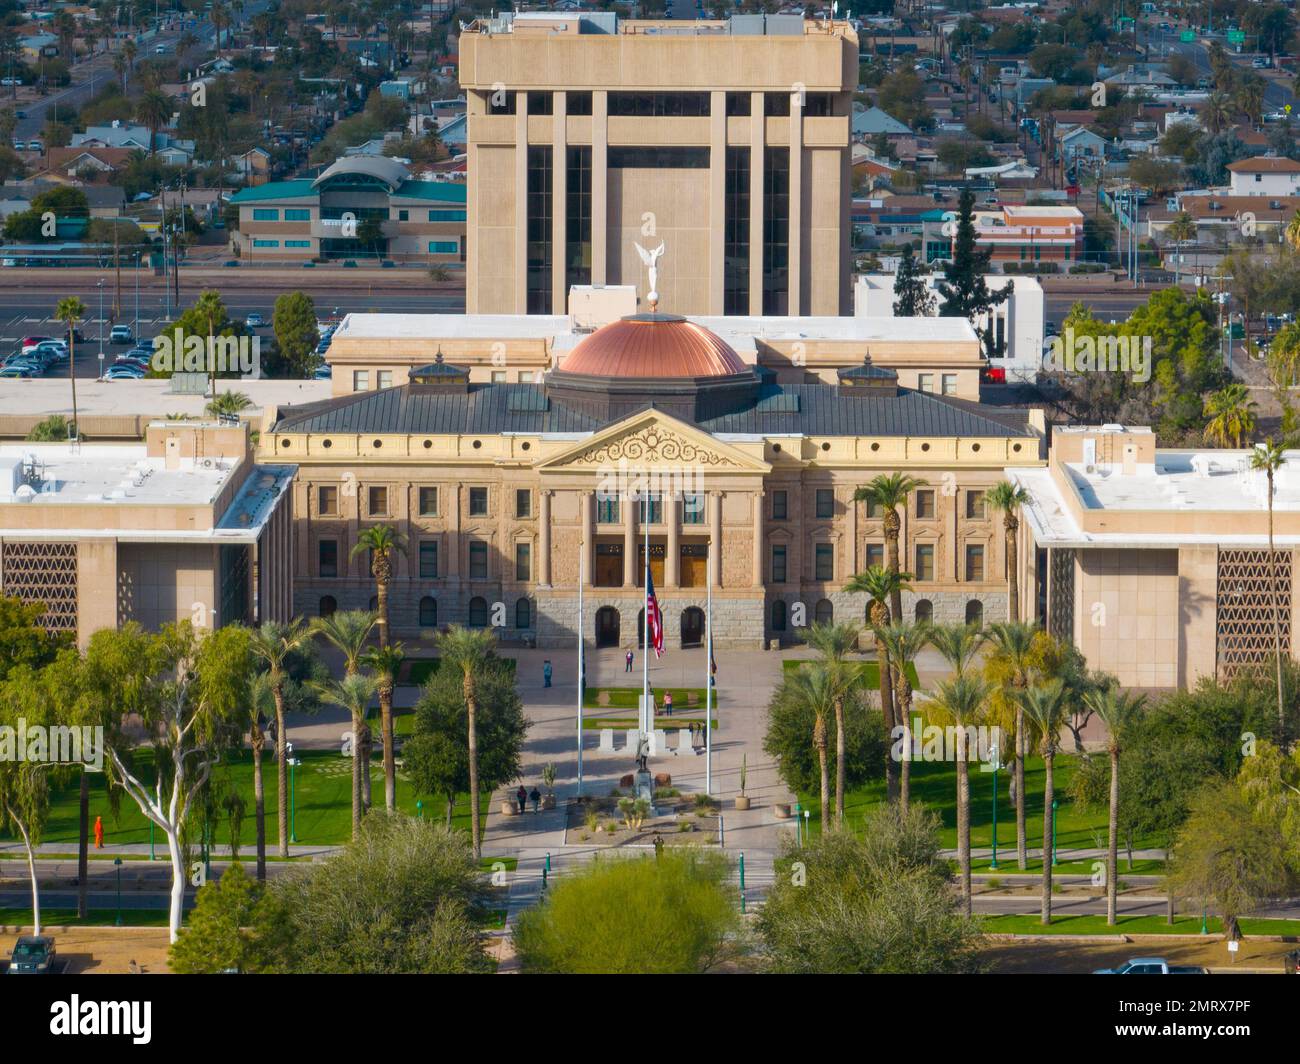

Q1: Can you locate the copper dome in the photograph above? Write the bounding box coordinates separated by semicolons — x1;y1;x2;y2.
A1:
560;313;749;379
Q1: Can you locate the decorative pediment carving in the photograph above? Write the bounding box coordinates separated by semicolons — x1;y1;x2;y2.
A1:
540;411;770;474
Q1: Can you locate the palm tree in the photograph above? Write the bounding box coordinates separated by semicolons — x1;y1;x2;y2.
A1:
121;38;136;76
112;50;128;93
926;673;989;916
1016;679;1069;925
312;674;379;839
1235;74;1266;128
844;564;912;803
435;625;498;857
1250;439;1288;725
801;621;860;824
248;619;312;858
1202;91;1232;134
854;472;928;624
873;621;931;813
135;88;171;156
193;289;226;397
985;480;1031;622
928;622;987;678
53;297;84;439
785;662;839;832
1202;383;1258;449
361;642;404;813
985;621;1040;870
351;524;405;650
245;672;275;881
1166;211;1197;285
311;610;378;832
204;390;252;418
1084;687;1147;925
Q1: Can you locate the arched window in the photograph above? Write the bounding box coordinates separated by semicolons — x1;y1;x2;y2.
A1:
771;599;787;632
516;598;532;629
468;596;488;628
319;595;337;617
915;599;933;623
814;599;834;625
419;596;437;628
965;599;984;627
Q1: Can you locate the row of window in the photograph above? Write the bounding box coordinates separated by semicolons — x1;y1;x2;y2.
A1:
319;485;533;519
770;542;990;583
318;595;532;630
318;539;533;581
782;488;988;521
251;207;465;224
252;239;312;248
484;90;838;118
769;597;984;631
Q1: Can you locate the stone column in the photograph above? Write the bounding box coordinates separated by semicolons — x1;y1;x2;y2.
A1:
846;485;857;577
708;491;723;588
581;489;595;584
665;493;680;588
623;492;637;588
448;483;461;579
538;489;552;587
752;490;764;588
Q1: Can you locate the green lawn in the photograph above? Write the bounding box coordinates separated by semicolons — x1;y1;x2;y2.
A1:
782;658;920;688
402;657;516;686
800;753;1161;853
981;914;1300;937
0;747;490;850
582;686;709;710
0;908;169;928
970;857;1165;876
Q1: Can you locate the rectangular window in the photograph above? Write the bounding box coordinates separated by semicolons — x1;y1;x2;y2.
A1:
607;92;710;116
318;539;338;578
252;208;279;221
418;487;438;516
771;544;787;583
517;371;534;383
815;489;834;519
469;487;488;516
526;145;553;314
683;493;705;525
491;370;506;383
815;543;834;582
772;490;788;520
607;146;710;168
915;490;935;519
368;486;388;516
966;490;986;519
917;373;934;393
724;146;750;314
566;144;592;290
318;486;338;516
428;240;459;254
515;542;531;581
965;543;985;582
486;89;515;114
252;239;279;248
864;497;884;518
469;542;488;580
427;209;467;222
526;91;552;115
763;147;789;314
914;543;935;581
516;489;531;518
397;209;409;222
284;240;311;248
419;541;439;578
725;91;752;116
566;91;592;115
352;370;369;391
597;495;619;524
639;494;662;524
377;370;392;389
865;543;885;568
284;208;310;221
941;373;958;395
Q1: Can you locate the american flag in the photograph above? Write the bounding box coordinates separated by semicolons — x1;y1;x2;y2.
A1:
646;571;665;658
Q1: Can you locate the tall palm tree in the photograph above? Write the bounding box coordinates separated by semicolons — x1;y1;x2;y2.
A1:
1250;439;1288;724
785;662;838;833
845;564;912;803
926;673;989;916
245;672;276;881
312;674;379;839
1083;687;1147;925
112;50;128;93
135;88;171;156
1202;90;1232;135
802;621;860;824
1235;74;1266;128
311;610;378;832
53;297;84;439
1166;210;1197;285
351;524;405;649
1016;679;1069;925
436;625;497;857
1202;383;1258;448
985;621;1040;870
928;621;987;678
361;642;404;813
854;472;928;624
873;621;931;813
985;481;1031;622
248;619;312;858
192;289;226;397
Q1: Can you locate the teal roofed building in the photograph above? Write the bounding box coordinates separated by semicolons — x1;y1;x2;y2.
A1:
228;156;466;263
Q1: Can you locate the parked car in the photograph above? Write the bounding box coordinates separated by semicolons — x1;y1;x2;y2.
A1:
20;336;53;354
5;936;55;974
246;312;265;328
103;365;145;381
64;328;84;344
109;325;133;344
0;365;35;379
1093;957;1208;974
301;261;316;268
222;260;239;268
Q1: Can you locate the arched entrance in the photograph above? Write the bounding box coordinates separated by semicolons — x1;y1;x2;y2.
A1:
681;607;705;648
595;606;620;647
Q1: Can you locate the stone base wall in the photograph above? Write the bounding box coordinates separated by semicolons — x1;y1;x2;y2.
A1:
535;592;766;650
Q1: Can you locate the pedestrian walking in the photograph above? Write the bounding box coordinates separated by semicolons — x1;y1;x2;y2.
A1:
625;649;634;672
93;815;104;849
663;691;673;716
653;833;664;859
543;659;552;688
529;786;541;814
516;785;527;815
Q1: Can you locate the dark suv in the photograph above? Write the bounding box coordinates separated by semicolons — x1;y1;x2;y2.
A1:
6;935;56;974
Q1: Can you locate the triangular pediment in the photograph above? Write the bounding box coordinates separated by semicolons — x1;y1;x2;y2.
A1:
538;409;770;474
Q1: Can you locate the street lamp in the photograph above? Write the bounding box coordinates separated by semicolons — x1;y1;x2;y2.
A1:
793;801;801;845
96;279;104;377
802;808;810;844
415;799;423;820
113;857;123;927
1050;797;1059;867
989;742;1000;872
287;742;300;844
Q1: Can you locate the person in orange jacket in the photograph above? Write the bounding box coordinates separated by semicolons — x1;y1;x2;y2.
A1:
93;815;104;849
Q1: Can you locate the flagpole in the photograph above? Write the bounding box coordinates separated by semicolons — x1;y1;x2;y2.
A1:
705;567;712;797
641;492;650;736
577;538;584;796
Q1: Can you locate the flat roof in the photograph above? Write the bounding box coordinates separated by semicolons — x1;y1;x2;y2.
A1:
0;379;331;419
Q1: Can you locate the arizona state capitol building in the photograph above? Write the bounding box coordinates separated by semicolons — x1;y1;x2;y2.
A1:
264;272;1046;650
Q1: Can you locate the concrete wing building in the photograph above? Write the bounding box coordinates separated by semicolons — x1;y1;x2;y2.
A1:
459;12;857;317
0;422;295;647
